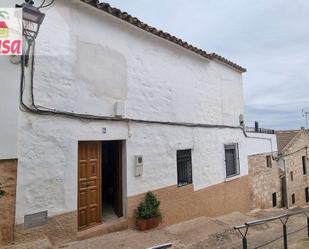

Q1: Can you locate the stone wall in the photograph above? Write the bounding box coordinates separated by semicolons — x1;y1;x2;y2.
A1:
248;153;282;209
281;131;309;207
0;159;17;246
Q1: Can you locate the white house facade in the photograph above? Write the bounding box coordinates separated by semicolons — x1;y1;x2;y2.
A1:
0;0;276;244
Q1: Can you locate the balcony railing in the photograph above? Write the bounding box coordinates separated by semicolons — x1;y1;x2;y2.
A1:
245;126;275;134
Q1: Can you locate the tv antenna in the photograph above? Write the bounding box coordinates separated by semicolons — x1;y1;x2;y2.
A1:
302;109;309;129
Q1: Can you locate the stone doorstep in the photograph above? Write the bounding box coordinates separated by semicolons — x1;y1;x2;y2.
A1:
76;218;129;241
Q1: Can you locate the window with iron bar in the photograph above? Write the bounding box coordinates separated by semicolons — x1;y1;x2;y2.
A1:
225;144;240;178
177;149;192;187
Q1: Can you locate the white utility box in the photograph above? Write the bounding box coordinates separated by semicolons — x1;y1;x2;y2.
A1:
135;155;143;177
115;101;126;117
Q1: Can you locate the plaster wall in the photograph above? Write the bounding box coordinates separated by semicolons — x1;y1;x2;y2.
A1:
0;1;249;224
246;133;278;156
0;56;19;159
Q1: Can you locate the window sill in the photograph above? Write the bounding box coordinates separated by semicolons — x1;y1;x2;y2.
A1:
225;174;241;182
176;183;194;190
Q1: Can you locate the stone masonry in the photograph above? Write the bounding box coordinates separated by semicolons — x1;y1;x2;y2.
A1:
248;153;283;209
279;130;309;207
0;159;17;246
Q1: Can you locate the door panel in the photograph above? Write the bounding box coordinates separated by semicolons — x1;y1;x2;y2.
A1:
78;141;101;230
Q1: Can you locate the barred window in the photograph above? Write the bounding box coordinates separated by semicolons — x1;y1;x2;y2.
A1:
177;149;192;187
225;144;240;178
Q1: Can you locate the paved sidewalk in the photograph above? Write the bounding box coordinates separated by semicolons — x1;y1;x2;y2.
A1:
3;208;309;249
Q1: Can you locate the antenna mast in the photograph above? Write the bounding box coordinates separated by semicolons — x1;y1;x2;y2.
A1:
302;109;309;129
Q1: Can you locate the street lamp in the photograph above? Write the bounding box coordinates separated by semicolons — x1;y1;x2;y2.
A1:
16;2;45;42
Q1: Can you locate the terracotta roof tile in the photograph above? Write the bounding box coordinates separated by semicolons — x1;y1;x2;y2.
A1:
82;0;247;73
275;130;300;152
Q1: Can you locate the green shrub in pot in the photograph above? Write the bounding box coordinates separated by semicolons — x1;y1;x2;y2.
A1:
136;191;161;230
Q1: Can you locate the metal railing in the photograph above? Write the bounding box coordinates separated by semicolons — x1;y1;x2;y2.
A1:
234;209;309;249
147;243;173;249
245;126;275;134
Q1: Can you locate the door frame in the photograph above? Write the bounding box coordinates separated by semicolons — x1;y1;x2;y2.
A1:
77;140;127;231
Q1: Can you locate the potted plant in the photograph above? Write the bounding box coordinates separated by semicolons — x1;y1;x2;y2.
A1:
0;182;5;198
136;191;161;231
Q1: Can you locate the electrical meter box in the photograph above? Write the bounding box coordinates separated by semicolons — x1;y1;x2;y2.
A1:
135;155;143;177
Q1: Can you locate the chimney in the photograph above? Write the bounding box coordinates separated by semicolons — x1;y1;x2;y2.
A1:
255;121;259;132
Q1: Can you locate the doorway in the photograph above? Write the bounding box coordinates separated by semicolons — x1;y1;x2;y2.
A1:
77;140;123;231
102;140;123;221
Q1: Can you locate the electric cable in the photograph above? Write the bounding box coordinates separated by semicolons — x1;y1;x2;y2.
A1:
20;41;249;130
38;0;55;9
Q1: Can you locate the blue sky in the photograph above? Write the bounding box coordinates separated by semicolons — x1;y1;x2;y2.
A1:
106;0;309;130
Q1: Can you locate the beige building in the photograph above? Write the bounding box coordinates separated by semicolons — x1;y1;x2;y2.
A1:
249;128;309;210
249;152;283;209
277;129;309;208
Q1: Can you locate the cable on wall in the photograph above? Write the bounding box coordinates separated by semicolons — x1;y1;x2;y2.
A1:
20;41;248;130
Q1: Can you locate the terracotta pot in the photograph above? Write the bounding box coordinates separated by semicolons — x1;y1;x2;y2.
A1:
136;218;148;231
147;217;160;229
136;217;160;231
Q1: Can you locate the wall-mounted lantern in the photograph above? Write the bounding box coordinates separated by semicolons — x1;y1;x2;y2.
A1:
16;2;45;42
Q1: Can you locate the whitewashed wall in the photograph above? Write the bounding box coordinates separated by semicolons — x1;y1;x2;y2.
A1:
0;57;19;159
1;0;249;223
0;0;20;159
246;133;278;156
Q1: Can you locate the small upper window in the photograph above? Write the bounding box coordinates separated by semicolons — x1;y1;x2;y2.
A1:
290;171;294;182
272;192;277;207
305;187;309;203
266;155;272;168
302;156;307;175
177;149;192;187
225;144;240;178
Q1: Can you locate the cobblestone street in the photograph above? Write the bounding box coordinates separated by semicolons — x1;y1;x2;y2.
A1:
3;208;309;249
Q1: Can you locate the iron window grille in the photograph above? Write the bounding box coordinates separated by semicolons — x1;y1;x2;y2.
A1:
225;144;240;178
177;149;192;187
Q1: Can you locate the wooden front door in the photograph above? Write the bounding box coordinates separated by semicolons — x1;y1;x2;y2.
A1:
78;141;101;230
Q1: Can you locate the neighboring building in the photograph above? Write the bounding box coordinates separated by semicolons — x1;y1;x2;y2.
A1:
248;128;309;211
276;128;309;208
246;124;282;210
0;0;275;245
